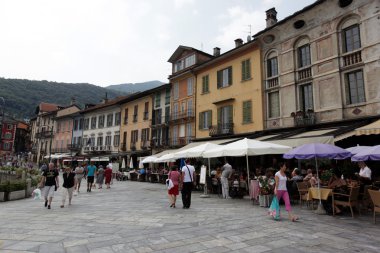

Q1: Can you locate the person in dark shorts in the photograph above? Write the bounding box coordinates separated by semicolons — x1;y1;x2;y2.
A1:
39;163;59;209
86;162;97;192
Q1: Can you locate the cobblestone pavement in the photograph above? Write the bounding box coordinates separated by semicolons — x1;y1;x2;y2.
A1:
0;180;379;253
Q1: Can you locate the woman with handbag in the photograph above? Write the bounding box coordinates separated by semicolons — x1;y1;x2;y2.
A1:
167;166;181;208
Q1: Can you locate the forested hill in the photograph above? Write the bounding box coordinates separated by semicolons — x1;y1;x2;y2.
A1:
0;78;124;119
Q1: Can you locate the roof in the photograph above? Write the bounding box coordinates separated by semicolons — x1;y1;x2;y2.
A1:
253;0;326;38
17;122;29;130
80;96;130;114
39;102;60;113
116;87;158;105
167;45;213;63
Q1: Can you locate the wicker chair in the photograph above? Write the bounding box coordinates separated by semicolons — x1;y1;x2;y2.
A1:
332;186;360;218
368;189;380;224
296;182;310;208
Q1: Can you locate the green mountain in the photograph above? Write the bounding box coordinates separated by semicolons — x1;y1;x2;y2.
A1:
106;80;164;93
0;78;125;119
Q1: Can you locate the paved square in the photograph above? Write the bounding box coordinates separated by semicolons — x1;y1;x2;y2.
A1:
0;180;379;253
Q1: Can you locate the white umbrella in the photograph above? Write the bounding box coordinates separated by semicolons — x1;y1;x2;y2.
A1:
129;158;134;169
141;156;158;163
173;142;221;158
203;138;292;180
154;153;176;163
121;158;126;169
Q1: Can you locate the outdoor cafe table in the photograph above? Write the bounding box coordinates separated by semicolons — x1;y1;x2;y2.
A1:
307;187;332;201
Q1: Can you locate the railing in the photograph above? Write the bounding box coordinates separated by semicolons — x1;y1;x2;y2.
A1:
297;67;312;81
151;115;170;126
266;77;279;89
169;136;194;147
291;110;315;126
209;123;234;137
170;110;195;121
120;143;127;151
343;50;362;67
67;144;82;151
130;142;136;151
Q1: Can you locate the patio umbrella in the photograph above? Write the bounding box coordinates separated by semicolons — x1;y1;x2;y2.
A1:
283;143;351;214
154;153;176;163
129;158;134;169
121;158;126;169
345;145;370;155
351;145;380;161
203;138;291;181
141;156;158;164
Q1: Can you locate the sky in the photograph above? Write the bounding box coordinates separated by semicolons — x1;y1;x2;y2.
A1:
0;0;315;87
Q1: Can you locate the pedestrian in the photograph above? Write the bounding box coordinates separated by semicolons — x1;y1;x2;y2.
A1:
74;163;85;193
168;165;181;208
221;159;233;199
39;162;59;209
96;165;105;189
181;159;196;209
104;165;113;189
274;162;298;221
61;167;76;208
86;162;96;192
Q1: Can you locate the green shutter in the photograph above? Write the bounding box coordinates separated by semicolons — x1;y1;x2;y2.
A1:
206;76;209;92
207;110;212;128
243;101;252;123
247;59;251;79
242;61;246;80
228;67;233;85
199;112;203;130
217;70;222;88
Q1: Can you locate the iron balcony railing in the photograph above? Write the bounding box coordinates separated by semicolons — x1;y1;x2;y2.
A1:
209;123;234;137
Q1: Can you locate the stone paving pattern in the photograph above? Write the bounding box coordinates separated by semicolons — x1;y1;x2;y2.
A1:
0;180;379;253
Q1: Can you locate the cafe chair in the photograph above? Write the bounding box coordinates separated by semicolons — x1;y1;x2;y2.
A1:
368;189;380;224
296;182;310;208
332;186;360;218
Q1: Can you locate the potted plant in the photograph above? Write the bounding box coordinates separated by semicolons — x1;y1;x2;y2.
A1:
0;183;7;201
7;180;27;201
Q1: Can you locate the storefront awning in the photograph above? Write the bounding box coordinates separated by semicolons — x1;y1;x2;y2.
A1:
334;119;380;142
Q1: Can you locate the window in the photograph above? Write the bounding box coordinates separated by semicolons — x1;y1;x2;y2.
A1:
165;106;170;123
79;118;83;130
7;124;13;130
173;82;179;100
343;25;361;53
133;105;138;122
267;57;278;78
84;118;89;130
105;135;112;146
77;137;82;146
98;115;105;128
141;128;149;141
124;108;128;124
107;114;113;127
97;136;103;146
56;122;61;133
242;100;252;123
174;54;196;72
300;84;313;112
185;54;195;68
91;117;97;129
3;142;10;150
346;70;365;104
131;130;138;143
165;88;170;105
155;93;161;108
4;133;12;139
187;77;193;96
113;133;120;147
217;67;232;88
173;103;179;120
187;123;192;138
187;99;193;117
199;110;212;130
90;137;95;147
268;91;280;118
144;102;149;120
217;105;233;126
73;120;78;131
115;112;121;126
298;44;311;68
202;75;209;93
173;126;178;145
82;138;88;146
241;59;251;81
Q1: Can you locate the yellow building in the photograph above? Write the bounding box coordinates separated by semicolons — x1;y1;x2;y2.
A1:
194;39;263;139
118;91;153;167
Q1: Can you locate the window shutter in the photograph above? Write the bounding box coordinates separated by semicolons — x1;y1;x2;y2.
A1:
199;112;203;130
205;76;209;92
217;70;222;88
228;67;233;85
217;108;222;126
227;105;233;123
242;61;246;80
207;110;212;128
247;101;252;122
247;60;251;79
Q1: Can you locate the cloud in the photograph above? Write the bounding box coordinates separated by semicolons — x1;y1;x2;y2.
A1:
174;0;195;9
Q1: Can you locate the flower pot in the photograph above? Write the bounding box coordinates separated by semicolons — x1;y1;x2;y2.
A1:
0;192;5;202
8;190;25;201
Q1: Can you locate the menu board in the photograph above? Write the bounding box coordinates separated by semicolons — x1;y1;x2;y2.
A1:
200;165;206;185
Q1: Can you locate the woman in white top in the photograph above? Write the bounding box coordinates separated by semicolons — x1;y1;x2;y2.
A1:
274;163;298;221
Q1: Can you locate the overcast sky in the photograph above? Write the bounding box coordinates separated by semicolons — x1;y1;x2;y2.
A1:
0;0;315;87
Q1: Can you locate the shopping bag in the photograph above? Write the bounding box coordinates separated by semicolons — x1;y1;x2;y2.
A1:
166;179;174;190
268;196;281;220
32;188;41;200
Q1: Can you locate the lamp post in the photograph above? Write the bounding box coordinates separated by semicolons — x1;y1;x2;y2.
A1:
0;97;5;156
48;125;54;163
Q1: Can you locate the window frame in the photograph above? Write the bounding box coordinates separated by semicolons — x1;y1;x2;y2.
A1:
242;100;252;124
217;66;233;89
267;57;278;78
298;44;311;68
343;24;361;53
241;59;251;81
299;83;314;112
268;91;280;118
345;69;365;105
202;75;209;94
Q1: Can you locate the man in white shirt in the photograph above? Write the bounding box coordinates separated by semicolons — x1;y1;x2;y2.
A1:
181;159;196;209
358;161;371;181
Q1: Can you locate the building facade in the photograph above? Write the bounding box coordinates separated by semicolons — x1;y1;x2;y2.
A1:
254;0;380;130
194;38;263;140
0;117;17;155
168;46;213;147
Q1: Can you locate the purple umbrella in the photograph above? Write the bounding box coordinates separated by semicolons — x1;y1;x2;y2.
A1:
346;145;371;155
351;145;380;161
283;143;352;214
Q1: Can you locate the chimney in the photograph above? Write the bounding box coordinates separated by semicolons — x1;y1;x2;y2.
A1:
234;38;243;48
213;47;220;56
266;7;277;27
101;92;109;104
70;97;76;105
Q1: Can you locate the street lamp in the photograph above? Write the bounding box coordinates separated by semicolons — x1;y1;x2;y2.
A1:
0;97;5;154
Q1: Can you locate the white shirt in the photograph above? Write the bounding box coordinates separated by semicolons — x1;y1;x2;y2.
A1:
359;166;371;180
181;164;195;183
275;171;287;191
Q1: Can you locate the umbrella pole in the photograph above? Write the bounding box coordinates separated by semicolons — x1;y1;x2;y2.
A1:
200;159;210;198
314;157;325;214
246;154;250;191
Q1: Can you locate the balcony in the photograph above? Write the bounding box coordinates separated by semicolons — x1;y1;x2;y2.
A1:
169;110;195;122
140;140;150;150
342;50;362;67
266;77;279;89
297;67;312;81
67;144;81;151
291;110;315;126
209;123;234;137
169;136;194;147
120;143;127;152
151;115;170;127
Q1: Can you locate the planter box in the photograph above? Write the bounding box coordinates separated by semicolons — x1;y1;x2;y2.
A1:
0;192;5;202
27;186;36;197
8;190;25;201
